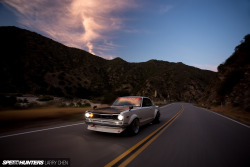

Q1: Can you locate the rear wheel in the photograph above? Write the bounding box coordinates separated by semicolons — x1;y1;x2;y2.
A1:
129;119;140;135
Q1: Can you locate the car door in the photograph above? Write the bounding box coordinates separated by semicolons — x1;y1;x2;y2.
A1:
141;98;155;124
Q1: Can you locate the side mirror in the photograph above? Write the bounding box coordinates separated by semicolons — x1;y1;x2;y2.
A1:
93;106;97;110
129;106;133;111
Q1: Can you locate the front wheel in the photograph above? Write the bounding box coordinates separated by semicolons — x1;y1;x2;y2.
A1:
129;119;140;135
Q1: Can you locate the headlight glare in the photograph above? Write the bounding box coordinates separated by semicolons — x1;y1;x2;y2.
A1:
85;112;93;118
85;113;90;118
118;114;124;121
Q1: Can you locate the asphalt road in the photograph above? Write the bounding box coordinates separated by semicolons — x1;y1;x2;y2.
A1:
0;103;249;167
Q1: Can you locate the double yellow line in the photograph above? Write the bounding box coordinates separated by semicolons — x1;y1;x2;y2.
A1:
105;105;184;167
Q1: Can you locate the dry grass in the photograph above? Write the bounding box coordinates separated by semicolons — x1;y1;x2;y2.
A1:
0;107;91;121
0;107;91;133
211;105;250;126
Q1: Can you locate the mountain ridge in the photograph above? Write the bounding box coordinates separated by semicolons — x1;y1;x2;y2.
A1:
0;26;216;103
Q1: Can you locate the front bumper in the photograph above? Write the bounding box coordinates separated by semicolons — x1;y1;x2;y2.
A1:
87;124;125;133
85;118;129;128
85;118;129;133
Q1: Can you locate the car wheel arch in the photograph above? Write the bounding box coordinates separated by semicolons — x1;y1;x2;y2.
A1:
128;114;139;125
152;110;160;124
154;109;160;117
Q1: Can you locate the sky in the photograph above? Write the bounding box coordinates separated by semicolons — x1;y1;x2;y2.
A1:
0;0;250;72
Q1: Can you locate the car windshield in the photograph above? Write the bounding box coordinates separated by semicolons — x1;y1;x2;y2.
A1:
112;97;142;107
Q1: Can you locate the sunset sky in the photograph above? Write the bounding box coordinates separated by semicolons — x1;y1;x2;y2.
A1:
1;0;250;71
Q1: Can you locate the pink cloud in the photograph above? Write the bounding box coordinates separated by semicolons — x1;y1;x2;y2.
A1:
3;0;137;58
193;64;218;72
158;5;173;14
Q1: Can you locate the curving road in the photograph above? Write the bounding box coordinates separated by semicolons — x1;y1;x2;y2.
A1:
0;103;249;167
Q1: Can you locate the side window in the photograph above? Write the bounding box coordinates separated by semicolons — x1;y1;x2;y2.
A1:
142;98;152;107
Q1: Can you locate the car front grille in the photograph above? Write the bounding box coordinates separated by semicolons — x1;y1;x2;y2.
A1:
92;114;119;120
86;118;123;126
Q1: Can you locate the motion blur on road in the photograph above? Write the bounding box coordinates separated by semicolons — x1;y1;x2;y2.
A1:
0;103;249;167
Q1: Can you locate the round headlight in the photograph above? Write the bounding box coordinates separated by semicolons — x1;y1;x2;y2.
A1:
85;112;90;118
118;114;124;121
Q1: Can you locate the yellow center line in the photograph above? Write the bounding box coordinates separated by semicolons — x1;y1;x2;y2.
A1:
105;105;184;167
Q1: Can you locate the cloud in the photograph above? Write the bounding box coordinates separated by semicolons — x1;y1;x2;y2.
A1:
158;5;173;14
2;0;137;59
193;64;218;72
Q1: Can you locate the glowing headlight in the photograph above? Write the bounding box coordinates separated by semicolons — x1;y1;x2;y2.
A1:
85;112;93;118
85;113;90;118
118;114;124;121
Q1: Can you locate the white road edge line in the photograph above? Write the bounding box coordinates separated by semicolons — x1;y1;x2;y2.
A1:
0;122;85;139
197;106;250;129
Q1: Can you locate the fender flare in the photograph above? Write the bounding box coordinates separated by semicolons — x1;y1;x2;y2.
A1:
128;114;139;125
154;108;160;118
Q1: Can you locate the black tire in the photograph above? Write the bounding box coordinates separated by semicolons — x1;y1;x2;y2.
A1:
129;119;140;135
153;112;160;124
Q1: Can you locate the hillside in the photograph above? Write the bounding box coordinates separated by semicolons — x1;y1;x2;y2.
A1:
0;26;215;103
202;34;250;112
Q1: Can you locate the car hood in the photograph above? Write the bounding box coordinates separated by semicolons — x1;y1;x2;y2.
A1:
90;106;129;114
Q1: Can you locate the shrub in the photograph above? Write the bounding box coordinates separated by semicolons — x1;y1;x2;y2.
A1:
76;102;82;107
69;102;75;107
76;102;91;107
217;70;244;96
83;103;91;107
37;95;54;101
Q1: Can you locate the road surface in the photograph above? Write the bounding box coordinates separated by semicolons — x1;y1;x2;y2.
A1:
0;103;249;167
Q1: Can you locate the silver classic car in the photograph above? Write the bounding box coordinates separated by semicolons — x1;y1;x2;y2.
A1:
85;96;160;135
